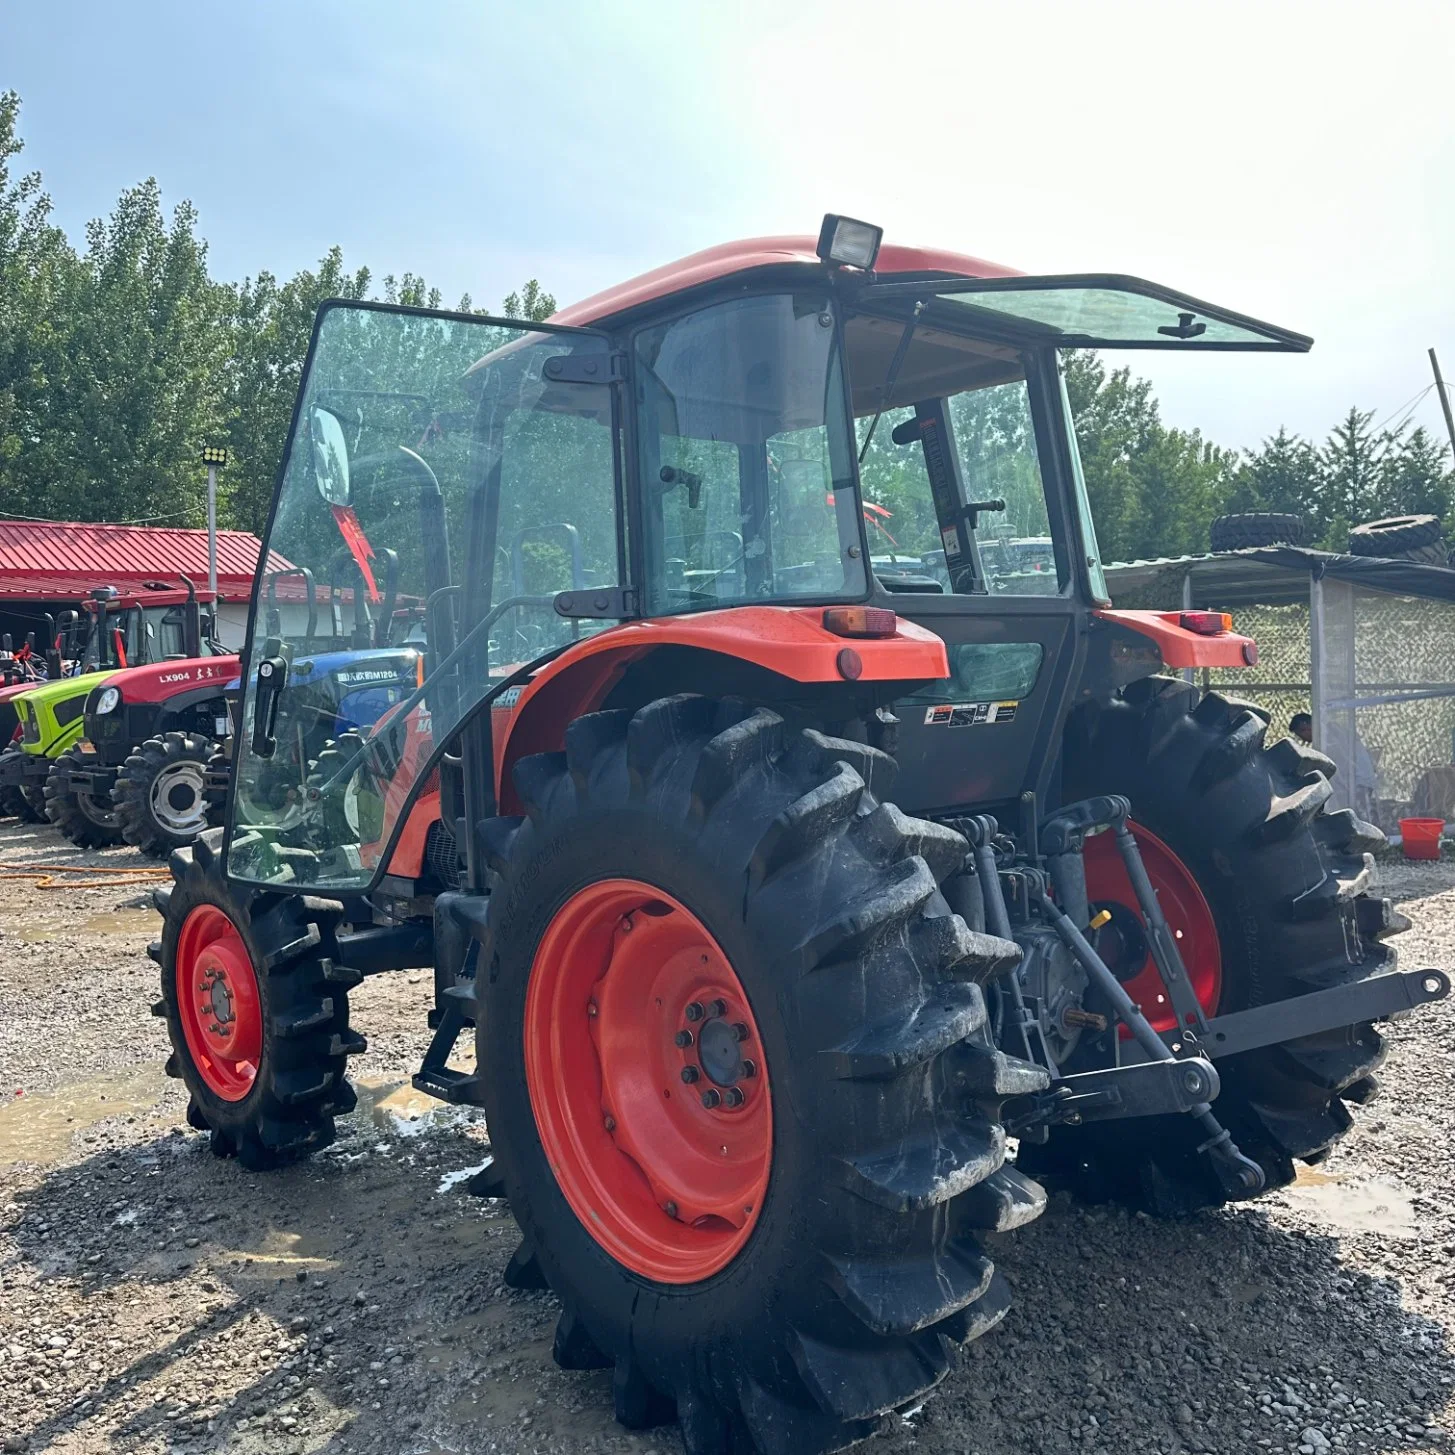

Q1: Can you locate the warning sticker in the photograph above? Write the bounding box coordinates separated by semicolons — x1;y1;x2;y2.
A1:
923;700;1019;727
941;525;962;559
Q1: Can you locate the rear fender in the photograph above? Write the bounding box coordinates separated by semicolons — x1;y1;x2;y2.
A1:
1093;609;1257;672
494;606;948;811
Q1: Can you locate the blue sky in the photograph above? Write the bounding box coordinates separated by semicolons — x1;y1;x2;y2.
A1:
4;0;1454;453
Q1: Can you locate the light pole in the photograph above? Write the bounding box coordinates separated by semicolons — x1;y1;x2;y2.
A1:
200;445;229;603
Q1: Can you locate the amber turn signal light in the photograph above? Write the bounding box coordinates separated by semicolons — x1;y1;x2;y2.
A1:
823;606;897;638
1178;610;1233;636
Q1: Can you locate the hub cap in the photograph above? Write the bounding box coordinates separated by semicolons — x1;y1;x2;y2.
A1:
524;879;771;1284
149;761;208;836
1083;821;1221;1034
175;904;262;1101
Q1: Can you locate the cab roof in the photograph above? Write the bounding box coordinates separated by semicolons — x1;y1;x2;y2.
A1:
549;235;1021;328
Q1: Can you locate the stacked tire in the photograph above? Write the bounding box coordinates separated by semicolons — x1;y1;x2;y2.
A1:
1209;512;1308;552
1347;514;1446;564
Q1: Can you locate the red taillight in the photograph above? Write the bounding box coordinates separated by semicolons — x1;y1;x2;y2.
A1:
1179;611;1233;636
823;606;897;638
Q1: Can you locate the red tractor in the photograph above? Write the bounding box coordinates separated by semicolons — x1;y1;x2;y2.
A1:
43;580;237;851
152;219;1445;1455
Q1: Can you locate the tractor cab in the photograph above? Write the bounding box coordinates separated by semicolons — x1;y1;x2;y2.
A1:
225;222;1306;890
74;581;219;672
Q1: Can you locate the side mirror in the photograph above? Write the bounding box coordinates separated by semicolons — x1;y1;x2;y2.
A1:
310;407;351;507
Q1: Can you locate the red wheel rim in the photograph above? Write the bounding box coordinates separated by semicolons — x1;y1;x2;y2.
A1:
1082;822;1221;1035
175;904;263;1102
524;879;771;1285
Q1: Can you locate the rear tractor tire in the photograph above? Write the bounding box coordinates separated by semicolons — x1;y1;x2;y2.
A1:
151;827;365;1169
1020;677;1400;1215
44;744;123;848
476;695;1049;1455
305;731;378;849
114;730;214;858
3;745;47;824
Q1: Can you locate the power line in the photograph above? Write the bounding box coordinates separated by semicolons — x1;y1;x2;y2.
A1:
0;507;200;526
1371;382;1435;437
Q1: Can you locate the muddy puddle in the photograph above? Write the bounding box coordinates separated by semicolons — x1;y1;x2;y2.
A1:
353;1068;479;1140
14;906;159;942
0;1062;168;1165
1282;1164;1418;1238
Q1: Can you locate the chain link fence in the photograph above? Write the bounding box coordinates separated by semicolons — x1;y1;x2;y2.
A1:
1107;554;1455;832
1184;589;1455;832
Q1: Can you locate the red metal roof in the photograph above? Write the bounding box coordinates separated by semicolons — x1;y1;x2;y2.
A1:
550;234;1021;327
0;521;277;602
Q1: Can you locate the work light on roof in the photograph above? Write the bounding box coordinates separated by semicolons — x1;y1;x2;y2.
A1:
816;214;883;271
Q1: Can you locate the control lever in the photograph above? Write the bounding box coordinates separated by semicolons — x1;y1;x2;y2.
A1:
250;655;288;758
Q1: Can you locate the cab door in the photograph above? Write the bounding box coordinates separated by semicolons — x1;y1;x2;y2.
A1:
850;273;1312;816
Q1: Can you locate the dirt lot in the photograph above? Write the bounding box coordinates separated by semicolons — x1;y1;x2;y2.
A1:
3;818;1455;1455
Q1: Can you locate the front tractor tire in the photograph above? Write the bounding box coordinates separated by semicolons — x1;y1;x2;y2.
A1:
114;730;214;858
0;747;43;823
45;744;123;848
1022;677;1399;1215
150;828;365;1169
476;696;1049;1455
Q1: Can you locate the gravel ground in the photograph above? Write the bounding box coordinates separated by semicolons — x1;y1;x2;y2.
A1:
3;819;1455;1455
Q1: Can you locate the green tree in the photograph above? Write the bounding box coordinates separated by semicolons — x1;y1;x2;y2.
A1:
1224;427;1327;527
1062;351;1230;561
1320;406;1384;546
502;279;556;322
0;90;82;514
56;180;234;525
1371;424;1454;527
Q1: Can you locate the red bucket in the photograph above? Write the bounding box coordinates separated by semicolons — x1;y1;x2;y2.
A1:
1400;817;1444;860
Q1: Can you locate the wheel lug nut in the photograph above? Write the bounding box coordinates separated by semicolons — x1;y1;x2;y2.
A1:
741;1059;757;1078
706;999;726;1019
603;1115;616;1132
684;1002;704;1023
664;1201;677;1218
680;1066;700;1084
674;1029;694;1048
587;1000;598;1018
723;1087;745;1108
732;1022;750;1042
700;1089;721;1109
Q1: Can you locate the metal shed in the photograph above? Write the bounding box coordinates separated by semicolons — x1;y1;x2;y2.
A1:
1104;547;1455;830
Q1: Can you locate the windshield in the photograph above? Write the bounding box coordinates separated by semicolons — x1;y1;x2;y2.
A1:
635;293;868;613
78;606;136;671
228;302;620;892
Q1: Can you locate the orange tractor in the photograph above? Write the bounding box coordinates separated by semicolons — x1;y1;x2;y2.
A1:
152;218;1445;1454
